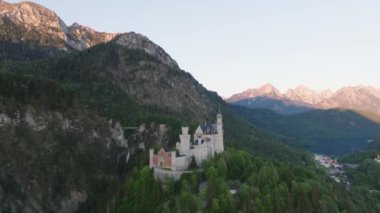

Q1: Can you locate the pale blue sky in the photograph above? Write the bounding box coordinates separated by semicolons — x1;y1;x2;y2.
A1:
8;0;380;97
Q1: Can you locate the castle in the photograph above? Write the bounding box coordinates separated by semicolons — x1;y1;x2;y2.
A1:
149;111;224;180
375;154;380;163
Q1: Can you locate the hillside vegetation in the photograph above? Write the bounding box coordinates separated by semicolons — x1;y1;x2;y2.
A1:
114;149;379;213
0;72;134;212
0;42;315;212
233;105;380;140
340;141;380;192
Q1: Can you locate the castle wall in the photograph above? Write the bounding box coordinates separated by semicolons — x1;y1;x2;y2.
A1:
175;155;187;171
150;148;174;170
153;168;193;181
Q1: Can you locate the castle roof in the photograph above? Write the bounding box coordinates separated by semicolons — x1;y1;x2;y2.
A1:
200;124;218;134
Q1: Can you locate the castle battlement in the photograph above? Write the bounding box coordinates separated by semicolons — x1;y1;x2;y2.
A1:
149;112;224;181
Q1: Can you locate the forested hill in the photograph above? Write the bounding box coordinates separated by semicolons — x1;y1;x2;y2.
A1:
115;148;380;212
340;140;380;191
232;105;380;140
0;40;310;162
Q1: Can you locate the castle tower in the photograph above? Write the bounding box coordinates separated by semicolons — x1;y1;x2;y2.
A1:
179;126;191;155
216;109;224;153
149;149;154;168
171;151;176;171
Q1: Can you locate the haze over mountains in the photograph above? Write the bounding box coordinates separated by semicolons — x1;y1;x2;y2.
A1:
227;84;380;115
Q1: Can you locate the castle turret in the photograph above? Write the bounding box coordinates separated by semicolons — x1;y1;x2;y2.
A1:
149;149;154;168
216;110;224;153
179;126;191;155
171;151;176;171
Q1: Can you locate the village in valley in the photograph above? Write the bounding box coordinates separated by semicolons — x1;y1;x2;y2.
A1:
314;151;380;187
314;154;351;185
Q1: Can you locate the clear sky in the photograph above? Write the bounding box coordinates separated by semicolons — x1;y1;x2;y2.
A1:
8;0;380;97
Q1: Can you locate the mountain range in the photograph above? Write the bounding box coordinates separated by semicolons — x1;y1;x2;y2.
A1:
227;84;380;115
0;1;309;211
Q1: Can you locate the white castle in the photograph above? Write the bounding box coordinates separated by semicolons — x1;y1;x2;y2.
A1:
149;111;224;180
375;154;380;163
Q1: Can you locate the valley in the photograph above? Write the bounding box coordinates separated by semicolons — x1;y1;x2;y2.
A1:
309;139;371;157
232;105;380;157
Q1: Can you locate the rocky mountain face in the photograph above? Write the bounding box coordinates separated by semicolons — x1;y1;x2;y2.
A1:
0;72;175;212
285;85;334;105
115;33;179;70
0;105;127;213
227;84;380;116
227;84;314;115
4;40;215;123
318;85;380;115
0;0;116;51
227;84;282;103
0;0;179;68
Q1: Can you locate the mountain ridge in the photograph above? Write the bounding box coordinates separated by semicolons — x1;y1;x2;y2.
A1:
227;84;380;115
0;0;117;50
0;0;181;71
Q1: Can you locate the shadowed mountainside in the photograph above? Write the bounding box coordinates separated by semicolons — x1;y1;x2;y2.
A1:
232;105;380;140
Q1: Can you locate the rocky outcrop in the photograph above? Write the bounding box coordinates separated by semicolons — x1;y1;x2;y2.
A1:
115;33;179;69
285;85;334;105
0;103;132;213
67;23;117;50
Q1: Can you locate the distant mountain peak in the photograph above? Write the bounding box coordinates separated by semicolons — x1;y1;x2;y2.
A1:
285;85;334;105
226;83;282;103
293;85;314;92
227;84;380;115
255;83;282;97
0;0;117;51
258;83;278;92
